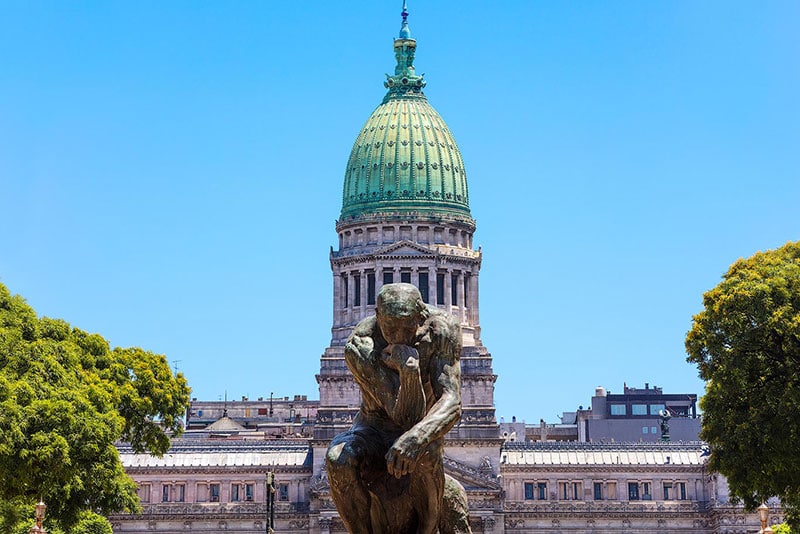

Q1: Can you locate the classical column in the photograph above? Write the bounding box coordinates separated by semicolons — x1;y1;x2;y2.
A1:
375;261;385;295
453;270;462;321
430;267;438;306
359;269;367;310
469;269;480;325
443;269;452;308
333;272;342;326
346;271;355;323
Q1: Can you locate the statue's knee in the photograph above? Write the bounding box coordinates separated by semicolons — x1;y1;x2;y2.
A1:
326;441;358;474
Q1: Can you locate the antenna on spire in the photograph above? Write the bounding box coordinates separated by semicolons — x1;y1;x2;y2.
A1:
399;0;411;39
223;390;228;417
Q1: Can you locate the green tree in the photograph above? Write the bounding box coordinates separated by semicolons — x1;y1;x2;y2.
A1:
774;524;793;534
0;282;190;531
686;241;800;528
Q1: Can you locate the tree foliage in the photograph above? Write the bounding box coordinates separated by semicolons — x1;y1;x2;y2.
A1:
0;282;190;531
686;242;800;528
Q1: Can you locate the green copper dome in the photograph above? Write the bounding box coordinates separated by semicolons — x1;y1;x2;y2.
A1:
340;6;471;222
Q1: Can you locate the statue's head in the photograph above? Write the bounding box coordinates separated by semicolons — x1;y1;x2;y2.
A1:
376;283;426;345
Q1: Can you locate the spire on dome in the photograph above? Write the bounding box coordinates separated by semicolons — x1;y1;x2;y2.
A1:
399;0;411;39
383;0;426;101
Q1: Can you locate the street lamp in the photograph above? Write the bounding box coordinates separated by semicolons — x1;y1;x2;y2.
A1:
29;501;46;534
757;502;770;533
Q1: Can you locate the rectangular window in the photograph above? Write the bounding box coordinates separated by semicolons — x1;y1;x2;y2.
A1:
279;483;289;502
537;482;547;500
610;404;626;416
176;484;185;503
561;482;568;500
650;404;666;415
642;482;651;500
463;274;469;305
436;273;445;305
642;426;649;434
138;484;151;503
524;482;534;500
231;484;240;502
632;404;648;415
451;274;458;305
400;271;411;284
210;484;220;502
607;482;616;500
663;483;672;500
343;276;349;307
418;272;429;303
354;274;361;306
628;482;639;500
245;483;254;501
593;482;603;500
367;273;376;305
652;426;658;434
678;482;687;500
383;270;394;285
162;485;170;503
573;482;580;500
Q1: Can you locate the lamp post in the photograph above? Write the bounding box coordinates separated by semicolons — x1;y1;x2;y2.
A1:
265;471;275;534
29;501;46;534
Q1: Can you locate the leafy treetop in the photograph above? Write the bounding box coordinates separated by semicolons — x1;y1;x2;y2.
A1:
0;282;191;530
686;241;800;528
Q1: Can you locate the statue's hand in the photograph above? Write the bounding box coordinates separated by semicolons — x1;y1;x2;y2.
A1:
386;430;425;478
382;344;419;373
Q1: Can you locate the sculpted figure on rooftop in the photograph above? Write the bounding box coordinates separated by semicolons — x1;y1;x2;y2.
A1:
326;283;470;533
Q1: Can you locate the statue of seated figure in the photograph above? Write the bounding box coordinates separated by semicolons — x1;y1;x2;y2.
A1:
326;283;471;534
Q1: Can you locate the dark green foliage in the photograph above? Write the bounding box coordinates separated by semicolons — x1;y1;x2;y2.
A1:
0;282;191;531
686;242;800;528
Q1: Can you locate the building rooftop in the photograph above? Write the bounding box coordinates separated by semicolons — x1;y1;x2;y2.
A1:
501;441;708;467
118;440;312;469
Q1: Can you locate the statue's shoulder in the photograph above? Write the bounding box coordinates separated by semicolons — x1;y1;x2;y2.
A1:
345;316;380;363
349;315;379;342
422;306;461;350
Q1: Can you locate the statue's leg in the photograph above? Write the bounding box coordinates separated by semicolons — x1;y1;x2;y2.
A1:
326;430;376;534
409;446;445;534
439;475;472;534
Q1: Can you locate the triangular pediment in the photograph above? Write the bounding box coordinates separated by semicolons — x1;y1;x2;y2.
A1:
375;240;435;257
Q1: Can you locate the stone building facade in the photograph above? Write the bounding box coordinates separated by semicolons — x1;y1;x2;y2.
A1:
111;6;783;534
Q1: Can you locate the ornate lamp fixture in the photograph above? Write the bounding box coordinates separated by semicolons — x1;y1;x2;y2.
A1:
29;501;46;534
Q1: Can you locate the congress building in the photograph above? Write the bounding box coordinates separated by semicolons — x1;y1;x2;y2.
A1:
111;5;782;533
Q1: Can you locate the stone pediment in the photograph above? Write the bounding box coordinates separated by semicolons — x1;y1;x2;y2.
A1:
375;240;435;257
443;456;502;491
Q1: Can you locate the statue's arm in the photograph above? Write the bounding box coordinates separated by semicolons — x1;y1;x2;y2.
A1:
386;322;462;477
383;344;426;429
344;330;399;413
410;342;462;442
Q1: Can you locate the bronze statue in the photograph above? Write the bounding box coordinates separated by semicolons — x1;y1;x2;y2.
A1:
326;283;470;533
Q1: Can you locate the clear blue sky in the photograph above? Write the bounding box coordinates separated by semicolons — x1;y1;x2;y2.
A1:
2;1;798;423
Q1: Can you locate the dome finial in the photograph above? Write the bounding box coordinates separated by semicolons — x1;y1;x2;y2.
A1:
399;0;411;39
384;0;425;100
